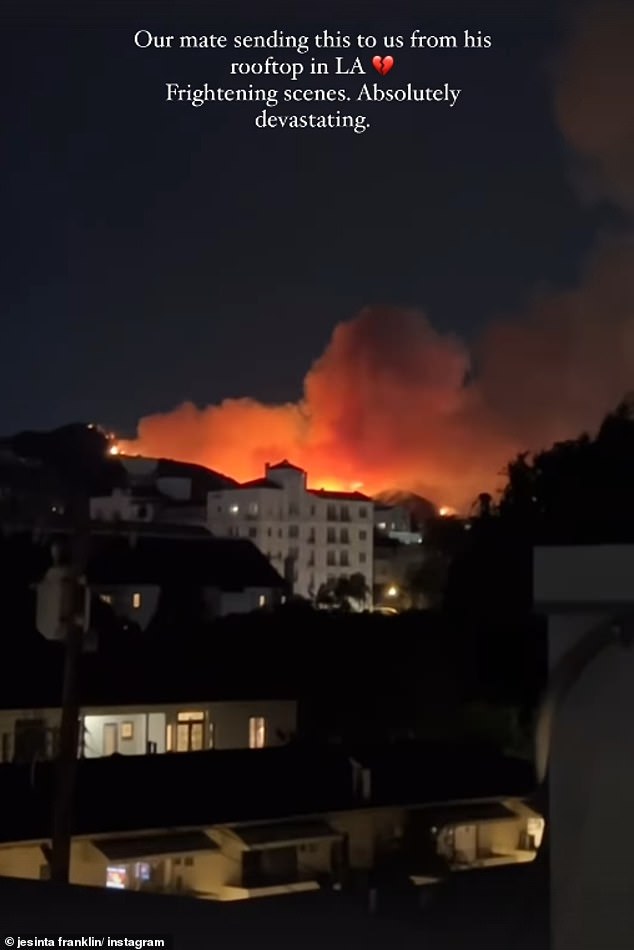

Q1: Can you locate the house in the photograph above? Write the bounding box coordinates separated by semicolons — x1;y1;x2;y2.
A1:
534;543;634;950
90;456;238;529
0;699;297;762
0;636;297;762
34;529;287;635
207;460;374;603
0;743;543;900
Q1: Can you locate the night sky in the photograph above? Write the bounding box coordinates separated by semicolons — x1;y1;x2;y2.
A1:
3;0;603;437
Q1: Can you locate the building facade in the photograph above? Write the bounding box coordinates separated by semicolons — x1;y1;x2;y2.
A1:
0;699;297;763
0;798;543;901
207;461;374;603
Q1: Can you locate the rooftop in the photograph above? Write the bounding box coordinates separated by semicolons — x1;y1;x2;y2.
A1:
267;459;305;472
0;741;535;843
308;489;373;502
0;633;297;707
10;530;284;590
239;477;283;490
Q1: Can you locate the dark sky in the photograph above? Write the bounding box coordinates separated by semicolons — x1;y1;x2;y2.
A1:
2;0;601;435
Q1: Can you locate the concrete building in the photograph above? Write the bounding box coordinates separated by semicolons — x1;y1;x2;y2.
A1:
534;543;634;950
207;461;374;603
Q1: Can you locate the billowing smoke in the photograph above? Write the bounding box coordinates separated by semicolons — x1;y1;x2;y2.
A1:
121;5;634;510
554;2;634;209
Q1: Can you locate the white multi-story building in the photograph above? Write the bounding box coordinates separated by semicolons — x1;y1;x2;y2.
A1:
207;460;374;603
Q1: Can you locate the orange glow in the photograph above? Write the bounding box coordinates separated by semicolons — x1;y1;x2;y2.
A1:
438;506;456;517
112;13;634;514
119;284;634;513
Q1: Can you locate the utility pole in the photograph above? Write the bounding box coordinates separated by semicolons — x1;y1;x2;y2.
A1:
49;505;89;884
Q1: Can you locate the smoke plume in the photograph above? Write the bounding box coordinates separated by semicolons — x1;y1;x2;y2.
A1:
121;5;634;510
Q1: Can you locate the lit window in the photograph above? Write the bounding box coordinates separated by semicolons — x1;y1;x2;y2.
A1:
378;522;387;530
258;594;267;607
106;867;128;889
176;711;205;752
120;722;134;740
100;594;112;605
132;592;141;609
249;716;266;749
230;504;239;514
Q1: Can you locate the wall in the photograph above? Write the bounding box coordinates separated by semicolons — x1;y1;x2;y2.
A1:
0;844;43;880
90;492;157;523
70;840;108;888
296;840;333;879
208;701;297;748
184;852;228;897
473;819;525;858
330;807;405;869
93;584;160;630
217;588;270;617
534;544;634;950
83;713;149;757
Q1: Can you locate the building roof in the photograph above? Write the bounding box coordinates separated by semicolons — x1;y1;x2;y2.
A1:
239;478;283;490
308;489;373;502
228;819;340;848
0;742;536;845
5;529;283;590
410;802;517;829
267;460;305;472
0;632;297;707
83;535;285;589
155;458;237;489
93;830;219;861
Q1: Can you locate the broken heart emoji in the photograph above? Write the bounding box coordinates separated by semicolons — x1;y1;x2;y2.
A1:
372;55;394;76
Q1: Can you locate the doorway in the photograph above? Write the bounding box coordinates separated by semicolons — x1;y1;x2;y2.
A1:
103;723;118;755
453;824;477;864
